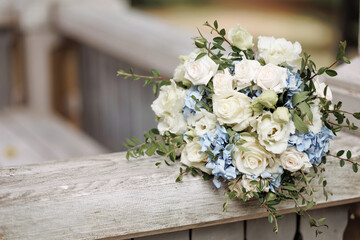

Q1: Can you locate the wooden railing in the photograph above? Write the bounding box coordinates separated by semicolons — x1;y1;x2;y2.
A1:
0;131;359;240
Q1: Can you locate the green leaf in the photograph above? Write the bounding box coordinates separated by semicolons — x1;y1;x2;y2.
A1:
292;91;310;106
340;159;345;167
291;111;309;134
353;112;360;120
298;102;313;123
317;67;328;75
219;28;226;36
152;84;158;96
309;217;317;227
213;20;218;29
268;214;274;223
151;69;160;77
347;150;352;159
228;191;237;200
343;56;351;64
336;150;345;157
131;137;143;145
282;185;297;191
306;200;315;210
176;174;183;182
318;217;326;223
195;52;207;61
325;69;337;77
145;144;157;156
353;163;358;173
126;138;136;147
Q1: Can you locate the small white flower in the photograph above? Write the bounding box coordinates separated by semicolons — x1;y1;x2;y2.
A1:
212;89;253;131
228;25;254;50
212;70;234;94
151;81;186;117
184;50;218;86
232;137;273;176
151;81;187;135
172;63;192;87
180;141;211;174
304;99;323;134
255;64;288;93
280;147;312;172
157;112;187;135
252;112;295;154
186;109;217;136
258;36;302;68
314;78;333;101
233;59;261;90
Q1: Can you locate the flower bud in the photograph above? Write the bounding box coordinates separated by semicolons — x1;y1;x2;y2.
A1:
195;37;207;48
273;107;290;123
228;25;254;50
257;90;278;109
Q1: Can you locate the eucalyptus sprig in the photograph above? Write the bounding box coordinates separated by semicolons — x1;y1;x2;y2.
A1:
117;68;170;96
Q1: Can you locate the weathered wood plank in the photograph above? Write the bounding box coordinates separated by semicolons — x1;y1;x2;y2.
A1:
135;230;189;240
192;222;244;240
0;29;12;109
0;108;107;166
300;205;349;240
0;132;359;240
247;213;296;239
54;3;193;77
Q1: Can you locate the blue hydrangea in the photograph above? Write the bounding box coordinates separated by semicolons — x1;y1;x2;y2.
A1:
199;125;238;188
284;70;302;109
183;85;206;119
240;87;262;100
260;167;284;192
288;125;334;165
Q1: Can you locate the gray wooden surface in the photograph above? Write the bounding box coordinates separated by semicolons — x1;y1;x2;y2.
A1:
0;29;12;109
79;45;156;152
0;108;107;166
0;131;359;240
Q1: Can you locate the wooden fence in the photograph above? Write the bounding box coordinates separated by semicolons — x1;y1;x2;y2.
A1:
0;131;359;240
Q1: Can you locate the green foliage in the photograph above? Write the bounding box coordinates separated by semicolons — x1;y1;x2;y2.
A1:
119;20;360;235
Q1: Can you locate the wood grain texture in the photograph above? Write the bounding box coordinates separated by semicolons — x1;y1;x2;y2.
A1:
192;221;244;240
0;108;107;166
0;132;359;240
78;45;156;152
300;205;349;240
247;213;296;240
53;3;193;77
135;230;189;240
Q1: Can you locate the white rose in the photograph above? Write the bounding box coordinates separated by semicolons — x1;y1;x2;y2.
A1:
242;175;269;193
184;50;218;86
304;99;322;134
280;147;312;172
172;63;192;87
233;59;261;90
180;141;211;174
151;80;186;117
212;89;253;131
212;70;234;94
252;112;295;154
157;112;187;135
255;64;288;93
232;137;273;176
187;109;217;136
228;25;254;50
314;78;333;101
258;36;302;68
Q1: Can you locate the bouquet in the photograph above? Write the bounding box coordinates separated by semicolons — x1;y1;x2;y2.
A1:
118;21;360;233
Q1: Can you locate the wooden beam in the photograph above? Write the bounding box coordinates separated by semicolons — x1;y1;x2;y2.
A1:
52;4;193;77
0;131;359;240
